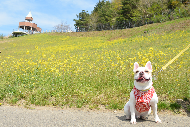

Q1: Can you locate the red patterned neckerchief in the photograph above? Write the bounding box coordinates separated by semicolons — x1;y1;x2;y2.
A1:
133;84;155;113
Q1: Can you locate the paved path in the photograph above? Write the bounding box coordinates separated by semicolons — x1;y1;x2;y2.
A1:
0;106;189;127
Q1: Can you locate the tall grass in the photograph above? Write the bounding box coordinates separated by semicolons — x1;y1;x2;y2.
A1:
0;18;189;110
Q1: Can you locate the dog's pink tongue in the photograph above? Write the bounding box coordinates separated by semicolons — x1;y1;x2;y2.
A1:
138;77;144;80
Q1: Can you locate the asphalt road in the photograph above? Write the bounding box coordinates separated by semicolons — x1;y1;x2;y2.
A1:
0;106;189;127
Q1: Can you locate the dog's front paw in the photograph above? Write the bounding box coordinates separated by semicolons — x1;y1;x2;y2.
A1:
130;119;137;124
155;118;161;123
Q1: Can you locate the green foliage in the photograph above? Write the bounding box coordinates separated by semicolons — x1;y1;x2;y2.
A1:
74;0;190;31
187;105;190;112
93;0;106;13
118;0;138;21
170;103;181;110
96;1;115;30
0;34;4;39
73;10;90;31
158;102;170;110
170;102;181;113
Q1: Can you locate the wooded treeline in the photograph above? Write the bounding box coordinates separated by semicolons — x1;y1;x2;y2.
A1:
73;0;190;32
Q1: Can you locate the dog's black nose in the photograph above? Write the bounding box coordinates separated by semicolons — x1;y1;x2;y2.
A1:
140;71;144;75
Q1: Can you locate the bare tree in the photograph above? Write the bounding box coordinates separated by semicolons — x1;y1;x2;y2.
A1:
54;21;71;32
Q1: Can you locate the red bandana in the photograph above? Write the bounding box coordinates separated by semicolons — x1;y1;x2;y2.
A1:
133;85;155;113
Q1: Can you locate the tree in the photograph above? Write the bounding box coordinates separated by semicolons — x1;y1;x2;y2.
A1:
167;0;182;10
0;34;4;39
93;0;106;13
88;12;98;31
73;10;90;31
54;21;71;32
111;0;123;15
116;0;139;28
73;0;189;31
90;0;117;30
96;1;115;30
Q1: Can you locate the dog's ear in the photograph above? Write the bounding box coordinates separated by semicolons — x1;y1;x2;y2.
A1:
145;61;152;71
133;62;139;72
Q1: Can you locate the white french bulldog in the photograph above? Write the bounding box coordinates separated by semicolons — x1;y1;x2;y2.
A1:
124;61;161;124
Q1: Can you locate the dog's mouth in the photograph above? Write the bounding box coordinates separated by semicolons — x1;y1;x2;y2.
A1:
136;76;150;83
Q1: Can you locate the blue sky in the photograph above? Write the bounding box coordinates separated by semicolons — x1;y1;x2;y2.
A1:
0;0;101;36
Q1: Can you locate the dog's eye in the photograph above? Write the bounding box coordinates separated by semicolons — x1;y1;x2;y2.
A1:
136;71;139;73
145;71;149;73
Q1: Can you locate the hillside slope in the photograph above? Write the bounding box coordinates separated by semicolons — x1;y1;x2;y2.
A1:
64;17;190;40
0;18;189;112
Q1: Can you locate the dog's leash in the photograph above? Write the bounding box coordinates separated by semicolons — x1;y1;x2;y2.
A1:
153;43;190;80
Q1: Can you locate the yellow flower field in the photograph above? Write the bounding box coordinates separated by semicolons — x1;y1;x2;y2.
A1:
0;20;189;110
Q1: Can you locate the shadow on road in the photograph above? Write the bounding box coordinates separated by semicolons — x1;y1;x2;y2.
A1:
176;99;190;117
116;115;156;123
